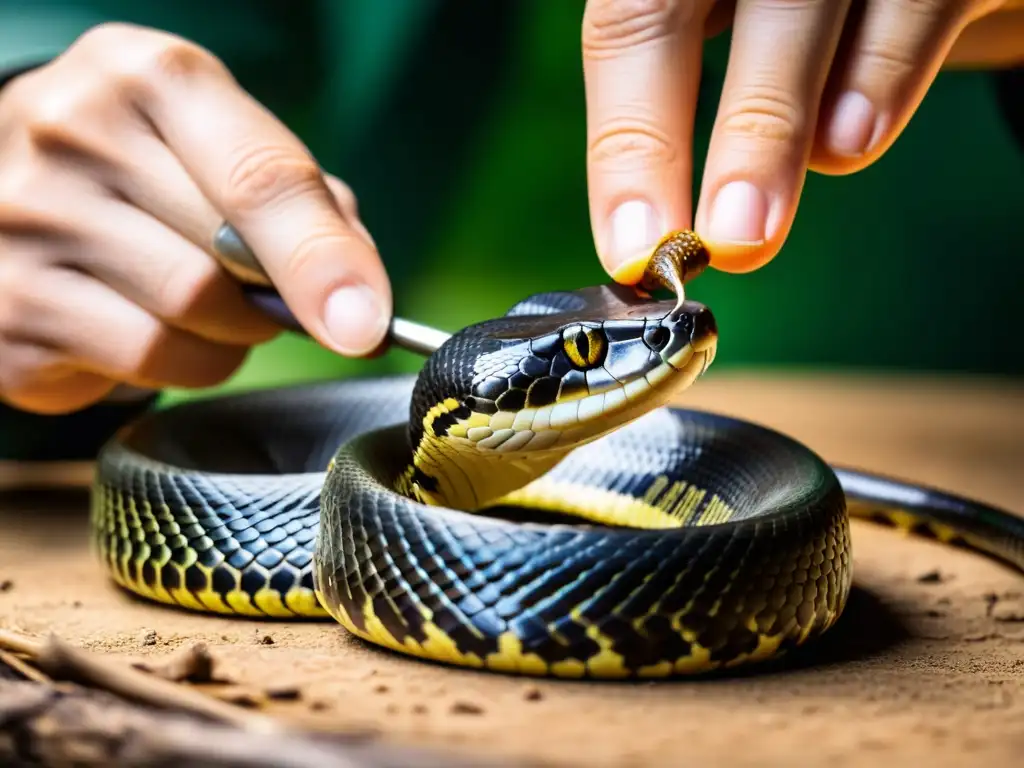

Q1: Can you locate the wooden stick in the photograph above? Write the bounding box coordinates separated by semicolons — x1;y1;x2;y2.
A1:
0;628;281;733
0;648;50;684
0;679;486;768
0;630;517;768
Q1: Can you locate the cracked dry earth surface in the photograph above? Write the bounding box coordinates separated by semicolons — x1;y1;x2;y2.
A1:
1;373;1022;768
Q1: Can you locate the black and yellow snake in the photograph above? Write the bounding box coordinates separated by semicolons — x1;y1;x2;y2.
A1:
90;231;1024;679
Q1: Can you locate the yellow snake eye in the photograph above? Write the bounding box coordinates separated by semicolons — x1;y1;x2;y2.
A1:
562;325;606;369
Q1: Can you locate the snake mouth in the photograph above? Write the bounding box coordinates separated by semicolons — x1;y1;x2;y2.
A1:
425;293;718;459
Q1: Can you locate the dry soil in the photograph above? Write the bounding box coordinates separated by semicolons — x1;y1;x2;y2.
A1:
1;372;1022;767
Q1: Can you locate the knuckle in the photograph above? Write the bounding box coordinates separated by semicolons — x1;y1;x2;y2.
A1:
73;22;144;53
78;23;225;95
583;0;690;55
716;85;805;146
22;85;96;146
282;229;362;284
588;118;678;170
224;144;324;215
124;36;224;86
856;39;922;83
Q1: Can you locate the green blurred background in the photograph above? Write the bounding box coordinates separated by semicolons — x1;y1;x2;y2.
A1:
2;0;1021;402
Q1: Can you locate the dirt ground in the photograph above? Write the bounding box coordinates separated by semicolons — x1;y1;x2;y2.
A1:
1;372;1022;768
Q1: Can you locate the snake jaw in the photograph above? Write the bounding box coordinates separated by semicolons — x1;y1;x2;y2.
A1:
399;282;720;510
458;300;716;447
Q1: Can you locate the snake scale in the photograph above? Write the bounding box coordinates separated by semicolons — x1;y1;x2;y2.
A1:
90;231;1024;679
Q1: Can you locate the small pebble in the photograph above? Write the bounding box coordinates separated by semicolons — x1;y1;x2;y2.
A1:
221;690;261;708
139;629;157;646
916;570;945;584
259;635;275;645
450;700;484;715
373;683;390;694
992;604;1024;623
522;685;543;701
965;632;997;642
0;580;13;592
984;592;1000;614
266;685;302;701
310;700;330;712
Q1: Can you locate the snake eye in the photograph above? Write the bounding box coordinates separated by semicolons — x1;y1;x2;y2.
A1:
561;325;606;369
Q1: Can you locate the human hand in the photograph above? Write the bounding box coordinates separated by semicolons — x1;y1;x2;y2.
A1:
582;0;1006;280
0;23;390;415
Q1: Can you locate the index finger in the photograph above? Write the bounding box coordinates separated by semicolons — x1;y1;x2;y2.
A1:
582;0;713;284
133;49;391;357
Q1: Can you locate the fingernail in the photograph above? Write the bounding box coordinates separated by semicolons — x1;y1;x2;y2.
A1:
324;284;389;355
607;200;662;271
827;91;877;157
706;181;767;244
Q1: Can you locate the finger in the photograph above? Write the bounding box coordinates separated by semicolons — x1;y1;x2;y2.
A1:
323;174;374;246
69;193;282;345
4;265;251;390
92;134;372;338
0;339;117;415
123;50;391;357
810;0;988;174
102;131;369;264
583;0;713;284
0;146;280;345
693;0;852;273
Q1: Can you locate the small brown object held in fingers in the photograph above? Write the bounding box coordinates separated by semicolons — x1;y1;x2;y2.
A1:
638;230;711;298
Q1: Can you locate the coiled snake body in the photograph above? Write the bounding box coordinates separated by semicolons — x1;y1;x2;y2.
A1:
90;232;1024;679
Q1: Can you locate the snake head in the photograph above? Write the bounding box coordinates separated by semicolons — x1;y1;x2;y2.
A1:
405;284;717;510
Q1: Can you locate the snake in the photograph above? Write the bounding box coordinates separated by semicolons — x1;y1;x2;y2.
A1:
89;230;1024;680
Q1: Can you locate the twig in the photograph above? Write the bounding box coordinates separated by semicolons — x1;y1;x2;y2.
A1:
131;640;216;683
0;631;523;768
0;628;281;733
0;628;42;657
0;680;490;768
0;648;50;684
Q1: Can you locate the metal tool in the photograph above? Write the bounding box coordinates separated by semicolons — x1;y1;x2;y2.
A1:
213;223;451;357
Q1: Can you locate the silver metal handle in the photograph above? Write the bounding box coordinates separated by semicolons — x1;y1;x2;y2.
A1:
213;223;450;357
